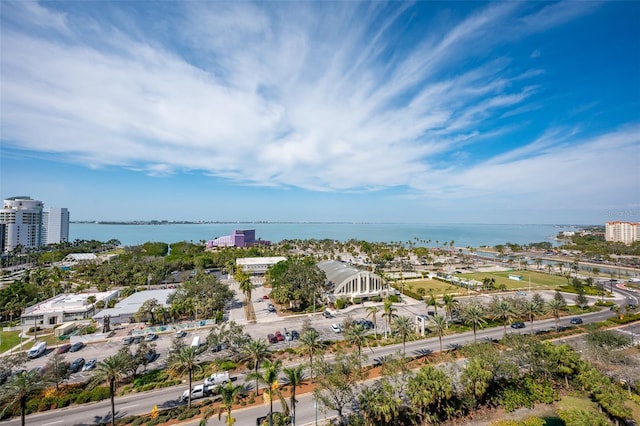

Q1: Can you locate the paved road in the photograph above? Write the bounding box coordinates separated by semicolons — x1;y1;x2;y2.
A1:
5;303;636;426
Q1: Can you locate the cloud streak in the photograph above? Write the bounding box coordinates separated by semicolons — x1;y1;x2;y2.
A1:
1;0;636;210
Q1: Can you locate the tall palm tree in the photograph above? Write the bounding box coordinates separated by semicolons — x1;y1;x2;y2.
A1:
0;370;46;426
169;346;201;408
430;314;448;353
282;364;306;426
489;297;517;338
90;354;128;426
298;329;323;380
343;324;369;360
392;315;414;355
441;294;458;323
365;305;380;339
523;299;545;335
461;303;487;343
425;292;441;315
236;270;254;304
246;360;288;426
241;339;271;396
216;381;245;426
547;298;566;331
382;298;397;339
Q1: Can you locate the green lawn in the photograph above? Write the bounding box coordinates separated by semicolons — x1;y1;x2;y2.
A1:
0;330;21;352
399;279;467;297
460;270;568;290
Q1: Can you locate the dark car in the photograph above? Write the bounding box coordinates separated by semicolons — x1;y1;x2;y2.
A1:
133;336;144;344
69;358;85;373
267;333;278;344
570;317;583;325
69;342;85;352
290;330;299;340
122;336;134;345
323;310;334;319
55;344;72;354
267;303;276;313
511;321;525;329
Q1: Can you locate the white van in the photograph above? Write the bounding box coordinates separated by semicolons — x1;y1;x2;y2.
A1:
204;371;230;387
28;342;47;359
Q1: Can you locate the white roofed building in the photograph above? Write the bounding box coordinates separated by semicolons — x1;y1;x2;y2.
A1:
21;290;119;328
317;260;385;301
236;256;287;275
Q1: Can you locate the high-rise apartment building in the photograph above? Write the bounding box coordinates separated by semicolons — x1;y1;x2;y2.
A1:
0;196;44;252
0;196;70;252
605;221;640;244
42;207;70;245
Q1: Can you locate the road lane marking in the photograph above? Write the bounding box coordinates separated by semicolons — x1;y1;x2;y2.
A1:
120;404;140;410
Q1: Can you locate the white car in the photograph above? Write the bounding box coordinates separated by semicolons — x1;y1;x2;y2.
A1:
331;323;342;333
181;384;212;402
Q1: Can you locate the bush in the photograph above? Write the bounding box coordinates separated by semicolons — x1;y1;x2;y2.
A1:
219;360;237;371
131;418;145;426
75;386;110;404
335;299;346;309
371;296;382;302
352;298;362;304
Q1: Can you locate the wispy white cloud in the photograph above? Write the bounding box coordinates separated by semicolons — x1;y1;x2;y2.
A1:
0;0;633;209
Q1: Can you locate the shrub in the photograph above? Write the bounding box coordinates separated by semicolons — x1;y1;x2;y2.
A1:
371;296;382;302
335;299;346;309
131;418;145;426
219;360;237;371
352;298;362;305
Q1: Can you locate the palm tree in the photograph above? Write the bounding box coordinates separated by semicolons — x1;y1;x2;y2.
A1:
0;370;46;426
241;339;271;396
298;329;323;380
382;298;397;339
441;294;458;323
365;305;380;339
216;381;245;426
246;360;287;425
523;299;545;335
169;346;201;408
547;298;565;331
282;364;306;426
392;315;414;355
489;297;517;338
343;324;368;360
430;314;448;353
425;292;441;315
90;353;128;426
236;270;254;304
461;303;487;343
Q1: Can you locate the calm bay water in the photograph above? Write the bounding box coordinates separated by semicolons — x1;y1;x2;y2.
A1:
69;223;582;248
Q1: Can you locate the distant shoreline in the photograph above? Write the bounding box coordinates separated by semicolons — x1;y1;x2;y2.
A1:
70;220;594;226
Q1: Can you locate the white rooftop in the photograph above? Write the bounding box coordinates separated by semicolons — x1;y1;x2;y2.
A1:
236;256;286;265
23;290;119;314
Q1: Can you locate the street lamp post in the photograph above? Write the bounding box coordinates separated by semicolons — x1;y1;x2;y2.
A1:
314;398;318;426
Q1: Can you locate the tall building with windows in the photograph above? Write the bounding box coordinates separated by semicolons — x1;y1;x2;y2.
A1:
0;196;70;252
0;196;44;252
42;207;70;245
605;221;640;244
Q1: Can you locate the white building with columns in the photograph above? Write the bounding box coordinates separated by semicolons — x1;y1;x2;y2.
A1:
317;260;385;301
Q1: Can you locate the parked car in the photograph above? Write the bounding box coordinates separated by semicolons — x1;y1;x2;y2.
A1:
331;323;342;333
69;342;84;352
290;330;299;340
267;303;276;313
133;336;144;344
274;331;285;342
511;321;525;329
323;310;334;319
28;342;47;359
262;295;269;300
69;358;85;373
267;333;278;344
570;317;583;325
82;359;97;371
56;344;72;354
175;330;187;338
122;336;134;345
145;333;157;342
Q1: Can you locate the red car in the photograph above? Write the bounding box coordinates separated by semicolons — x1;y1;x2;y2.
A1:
55;344;72;354
267;333;278;344
262;295;269;300
274;331;285;342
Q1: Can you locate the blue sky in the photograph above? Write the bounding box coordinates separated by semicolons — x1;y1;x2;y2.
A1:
1;1;639;224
